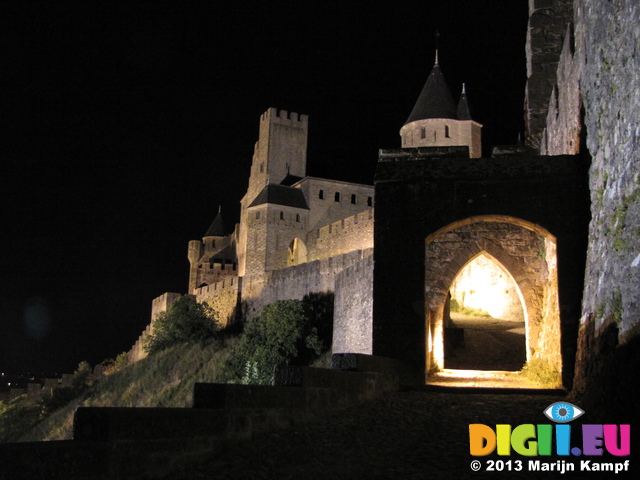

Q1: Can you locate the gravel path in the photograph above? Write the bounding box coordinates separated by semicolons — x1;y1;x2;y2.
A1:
165;389;634;479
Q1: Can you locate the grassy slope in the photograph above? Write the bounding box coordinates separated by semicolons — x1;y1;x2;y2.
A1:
18;338;234;442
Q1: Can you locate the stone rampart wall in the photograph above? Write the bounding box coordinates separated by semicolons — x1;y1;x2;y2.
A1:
242;249;373;321
539;0;640;343
308;210;374;262
195;277;242;327
333;254;374;354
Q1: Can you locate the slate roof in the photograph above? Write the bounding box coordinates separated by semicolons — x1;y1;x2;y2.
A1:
456;85;472;120
280;174;304;186
204;209;226;237
248;184;310;209
404;63;457;124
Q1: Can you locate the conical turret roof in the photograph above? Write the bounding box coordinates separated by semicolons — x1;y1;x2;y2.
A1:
204;207;226;237
404;58;457;125
456;83;472;120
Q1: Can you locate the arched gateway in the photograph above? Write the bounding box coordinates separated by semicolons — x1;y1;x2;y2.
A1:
424;216;560;378
372;149;590;387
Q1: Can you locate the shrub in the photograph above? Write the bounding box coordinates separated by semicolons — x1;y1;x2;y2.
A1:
144;296;220;355
226;297;330;384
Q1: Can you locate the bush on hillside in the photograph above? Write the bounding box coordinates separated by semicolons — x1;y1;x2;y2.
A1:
144;296;220;355
226;295;333;384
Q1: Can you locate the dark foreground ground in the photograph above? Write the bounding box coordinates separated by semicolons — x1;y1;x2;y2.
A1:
165;388;637;480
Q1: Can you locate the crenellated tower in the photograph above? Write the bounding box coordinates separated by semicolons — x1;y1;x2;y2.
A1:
237;108;309;276
400;52;482;157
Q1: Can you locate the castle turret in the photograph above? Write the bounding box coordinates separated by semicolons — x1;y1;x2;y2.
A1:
400;52;482;157
188;207;236;293
202;206;226;250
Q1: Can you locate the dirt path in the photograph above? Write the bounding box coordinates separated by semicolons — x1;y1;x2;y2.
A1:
447;314;526;371
166;389;633;479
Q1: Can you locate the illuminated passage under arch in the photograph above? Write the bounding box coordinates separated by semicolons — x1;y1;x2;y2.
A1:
444;252;527;371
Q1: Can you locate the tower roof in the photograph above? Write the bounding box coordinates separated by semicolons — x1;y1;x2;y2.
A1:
404;61;457;125
248;184;310;210
456;83;472;120
204;207;226;237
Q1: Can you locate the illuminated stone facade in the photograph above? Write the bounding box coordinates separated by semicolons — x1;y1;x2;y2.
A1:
130;108;375;361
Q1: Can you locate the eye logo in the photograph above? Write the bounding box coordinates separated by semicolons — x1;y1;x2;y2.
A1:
544;402;584;423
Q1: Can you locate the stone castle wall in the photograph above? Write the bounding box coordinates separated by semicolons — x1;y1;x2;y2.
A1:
128;292;182;363
531;0;640;404
194;277;242;327
525;0;574;148
333;254;374;355
308;210;374;263
240;249;372;321
538;0;640;344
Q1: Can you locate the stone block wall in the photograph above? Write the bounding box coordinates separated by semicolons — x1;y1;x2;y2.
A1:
333;254;374;354
194;277;242;327
128;292;182;363
577;0;640;343
537;0;640;344
241;249;371;321
308;210;374;263
525;0;574;148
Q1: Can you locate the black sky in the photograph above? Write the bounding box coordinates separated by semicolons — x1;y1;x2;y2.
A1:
1;1;528;376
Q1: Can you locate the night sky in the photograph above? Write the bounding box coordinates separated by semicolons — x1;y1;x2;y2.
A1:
2;2;528;377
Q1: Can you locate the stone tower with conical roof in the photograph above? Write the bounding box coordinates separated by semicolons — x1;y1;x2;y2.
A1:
399;52;482;157
187;207;237;293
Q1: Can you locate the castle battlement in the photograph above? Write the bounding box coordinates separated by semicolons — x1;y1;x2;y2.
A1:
317;210;374;239
261;107;309;126
194;276;240;296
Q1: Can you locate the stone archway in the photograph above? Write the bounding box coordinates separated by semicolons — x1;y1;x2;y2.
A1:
424;215;561;383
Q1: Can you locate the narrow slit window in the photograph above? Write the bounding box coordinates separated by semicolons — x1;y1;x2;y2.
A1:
367;196;373;207
351;194;357;204
319;189;324;199
335;192;341;202
445;125;450;138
